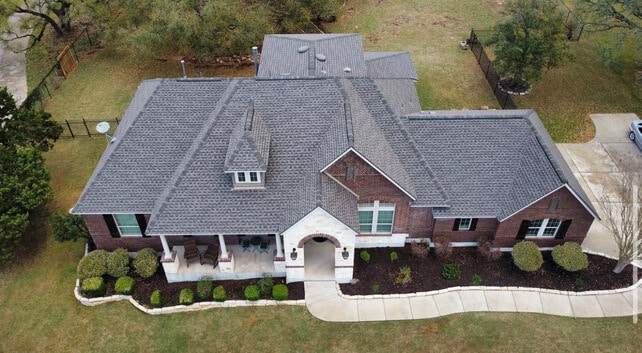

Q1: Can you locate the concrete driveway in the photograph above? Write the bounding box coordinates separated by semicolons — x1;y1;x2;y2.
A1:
557;113;641;258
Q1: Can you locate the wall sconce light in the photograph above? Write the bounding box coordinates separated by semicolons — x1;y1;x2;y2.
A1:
342;247;349;260
290;248;297;260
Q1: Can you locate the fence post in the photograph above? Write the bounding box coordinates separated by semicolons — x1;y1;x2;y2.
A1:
65;119;75;138
85;27;92;47
115;117;120;125
82;118;92;137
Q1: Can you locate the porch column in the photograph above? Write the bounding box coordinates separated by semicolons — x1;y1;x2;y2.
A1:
159;234;172;260
275;233;284;258
218;234;229;259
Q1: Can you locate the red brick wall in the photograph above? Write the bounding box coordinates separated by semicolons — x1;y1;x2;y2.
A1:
432;218;499;242
326;151;413;234
408;207;433;238
494;187;595;247
83;215;219;252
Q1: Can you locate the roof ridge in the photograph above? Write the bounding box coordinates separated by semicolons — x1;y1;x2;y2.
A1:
335;78;355;146
148;79;241;230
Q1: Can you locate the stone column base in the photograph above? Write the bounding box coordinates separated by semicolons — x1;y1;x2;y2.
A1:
161;251;179;274
218;251;234;273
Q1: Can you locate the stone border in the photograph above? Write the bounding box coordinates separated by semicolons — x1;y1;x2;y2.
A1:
74;279;305;314
337;250;642;300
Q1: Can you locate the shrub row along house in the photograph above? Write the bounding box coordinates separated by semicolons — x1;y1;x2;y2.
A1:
72;34;598;283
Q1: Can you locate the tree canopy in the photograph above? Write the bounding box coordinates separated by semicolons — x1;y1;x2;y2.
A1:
489;0;570;89
0;87;62;264
576;0;642;34
0;0;74;51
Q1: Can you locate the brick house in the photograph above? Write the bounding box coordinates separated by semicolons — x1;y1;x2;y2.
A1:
72;34;598;283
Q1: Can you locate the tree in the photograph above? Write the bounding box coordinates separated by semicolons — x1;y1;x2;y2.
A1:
488;0;570;92
0;0;74;51
49;212;89;243
0;88;61;264
598;172;642;273
576;0;642;34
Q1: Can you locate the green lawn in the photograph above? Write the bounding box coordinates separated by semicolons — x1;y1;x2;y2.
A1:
2;0;642;352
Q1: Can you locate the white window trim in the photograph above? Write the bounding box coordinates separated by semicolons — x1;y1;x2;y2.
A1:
235;171;261;184
458;218;472;231
525;218;560;238
358;200;395;234
113;214;142;237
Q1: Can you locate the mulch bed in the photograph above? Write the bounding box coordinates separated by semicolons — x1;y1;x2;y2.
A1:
340;246;634;296
102;272;304;308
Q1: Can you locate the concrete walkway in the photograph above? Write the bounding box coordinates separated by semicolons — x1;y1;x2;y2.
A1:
306;113;642;322
0;14;29;104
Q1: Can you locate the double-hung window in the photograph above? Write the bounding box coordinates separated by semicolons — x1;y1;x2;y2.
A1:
525;219;561;237
235;172;260;184
358;201;395;234
113;214;143;236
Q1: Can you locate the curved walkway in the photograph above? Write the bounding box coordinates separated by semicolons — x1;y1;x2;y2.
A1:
0;14;28;104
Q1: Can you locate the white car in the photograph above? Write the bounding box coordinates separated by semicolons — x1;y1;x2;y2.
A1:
629;120;642;151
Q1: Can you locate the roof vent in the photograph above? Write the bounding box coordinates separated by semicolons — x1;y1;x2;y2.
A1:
315;53;326;62
298;45;309;53
343;67;352;74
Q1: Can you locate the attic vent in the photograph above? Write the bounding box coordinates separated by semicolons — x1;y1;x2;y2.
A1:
315;53;326;62
298;45;309;53
343;67;352;74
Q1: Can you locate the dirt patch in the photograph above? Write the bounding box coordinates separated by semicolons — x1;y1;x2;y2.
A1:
340;246;634;296
101;272;304;308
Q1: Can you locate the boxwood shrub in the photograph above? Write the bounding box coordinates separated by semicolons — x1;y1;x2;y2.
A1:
179;288;195;305
213;285;227;302
114;276;135;295
133;248;158;278
552;242;588;272
360;250;371;262
81;276;106;297
272;284;288;301
150;289;163;308
196;277;213;301
244;284;260;301
77;250;109;280
512;241;543;272
442;263;461;279
107;248;130;278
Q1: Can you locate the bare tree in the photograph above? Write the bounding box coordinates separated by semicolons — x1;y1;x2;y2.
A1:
598;172;642;273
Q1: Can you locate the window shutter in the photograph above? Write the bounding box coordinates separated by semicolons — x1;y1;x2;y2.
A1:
103;215;120;238
469;218;478;231
453;218;461;231
555;220;572;239
516;220;530;240
136;214;148;237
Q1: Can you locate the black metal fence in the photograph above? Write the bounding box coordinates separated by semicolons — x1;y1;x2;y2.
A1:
61;117;120;139
20;26;96;110
468;29;517;110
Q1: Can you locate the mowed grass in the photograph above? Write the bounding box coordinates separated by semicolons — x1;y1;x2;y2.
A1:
2;0;642;351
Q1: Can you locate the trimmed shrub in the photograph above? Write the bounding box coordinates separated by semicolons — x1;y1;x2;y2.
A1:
115;276;135;295
213;285;227;302
133;248;159;278
552;242;588;272
179;288;195;305
433;236;452;258
196;277;214;301
390;251;398;261
394;266;412;286
77;250;109;280
442;264;461;279
256;274;274;297
150;289;164;308
472;274;483;285
244;285;260;301
107;248;130;278
512;241;543;272
272;284;289;301
477;236;502;261
372;284;380;294
360;250;371;262
81;277;106;297
410;240;430;258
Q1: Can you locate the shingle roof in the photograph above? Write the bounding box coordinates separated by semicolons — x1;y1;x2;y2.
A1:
224;101;271;172
402;110;597;218
364;52;418;80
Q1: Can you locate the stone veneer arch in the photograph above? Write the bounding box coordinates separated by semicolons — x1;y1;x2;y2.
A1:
297;233;342;249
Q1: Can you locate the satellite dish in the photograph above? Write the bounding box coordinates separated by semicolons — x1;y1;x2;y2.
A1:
95;121;113;142
96;121;110;134
315;53;326;62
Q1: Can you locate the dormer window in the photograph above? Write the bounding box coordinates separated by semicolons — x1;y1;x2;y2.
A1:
236;171;261;184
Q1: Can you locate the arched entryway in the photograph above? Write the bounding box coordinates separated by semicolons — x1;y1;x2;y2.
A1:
302;236;338;280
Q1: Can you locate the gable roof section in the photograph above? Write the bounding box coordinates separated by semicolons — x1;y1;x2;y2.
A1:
258;34;367;78
403;110;597;219
364;52;419;80
224;101;271;172
72;79;232;214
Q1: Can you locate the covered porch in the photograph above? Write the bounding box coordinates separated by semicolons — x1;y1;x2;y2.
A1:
160;234;286;283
